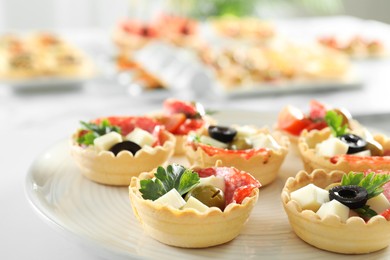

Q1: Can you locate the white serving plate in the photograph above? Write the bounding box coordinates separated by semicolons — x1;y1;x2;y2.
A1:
25;110;389;259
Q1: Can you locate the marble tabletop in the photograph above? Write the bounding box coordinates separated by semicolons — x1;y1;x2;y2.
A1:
1;16;390;260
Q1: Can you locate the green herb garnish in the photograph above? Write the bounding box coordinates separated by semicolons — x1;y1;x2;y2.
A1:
341;172;390;218
341;172;390;199
354;205;378;219
325;110;347;137
77;119;121;145
139;164;200;201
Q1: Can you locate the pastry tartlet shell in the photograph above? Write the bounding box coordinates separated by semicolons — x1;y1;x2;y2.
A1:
281;169;390;254
128;171;259;248
70;130;175;186
298;128;390;173
185;128;289;186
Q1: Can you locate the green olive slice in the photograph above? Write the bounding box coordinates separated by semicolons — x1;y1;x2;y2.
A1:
185;185;225;211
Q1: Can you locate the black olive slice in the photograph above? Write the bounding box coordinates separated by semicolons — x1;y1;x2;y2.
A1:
329;185;368;209
208;125;237;143
109;141;142;156
338;134;367;154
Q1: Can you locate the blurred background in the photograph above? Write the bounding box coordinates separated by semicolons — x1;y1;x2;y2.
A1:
0;0;389;29
1;0;390;108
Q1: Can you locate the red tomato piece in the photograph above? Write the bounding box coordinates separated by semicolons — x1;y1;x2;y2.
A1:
195;167;261;205
309;100;328;120
381;209;390;220
277;106;312;136
132;117;159;133
163;98;198;118
151;125;168;147
174;119;204;135
157;114;186;133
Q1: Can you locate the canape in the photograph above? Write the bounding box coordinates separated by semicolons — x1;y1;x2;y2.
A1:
298;109;390;173
70;116;175;186
129;163;260;248
281;169;390;254
185;124;289;186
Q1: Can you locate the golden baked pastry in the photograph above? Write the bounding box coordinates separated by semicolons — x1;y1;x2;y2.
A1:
129;164;260;248
185;125;289;186
281;169;390;254
70;116;175;186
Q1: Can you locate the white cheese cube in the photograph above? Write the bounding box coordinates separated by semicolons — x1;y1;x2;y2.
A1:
199;176;226;193
154;189;186;209
249;133;281;150
125;127;156;147
316;199;350;222
93;132;122;151
315;137;349;157
366;193;390;214
236;125;258;138
290;183;330;211
351;150;371;157
200;135;228;149
182;196;209;212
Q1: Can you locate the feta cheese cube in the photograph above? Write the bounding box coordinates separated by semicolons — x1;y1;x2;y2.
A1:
315;137;349;157
249;133;281;150
290;183;330;211
182;196;209;212
125;127;156;147
236;125;258;138
316;199;350;222
154;189;186;209
366;193;390;214
93;132;122;151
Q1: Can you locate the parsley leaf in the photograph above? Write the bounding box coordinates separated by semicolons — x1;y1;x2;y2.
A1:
325;110;347;137
77;119;121;145
341;172;390;199
77;132;98;145
139;164;200;201
341;171;390;219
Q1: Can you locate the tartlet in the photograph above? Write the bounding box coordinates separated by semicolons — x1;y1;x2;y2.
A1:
298;128;390;173
128;164;260;248
70;116;175;186
185;126;289;186
281;169;390;254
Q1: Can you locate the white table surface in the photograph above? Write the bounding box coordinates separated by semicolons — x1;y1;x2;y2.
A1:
1;16;390;260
